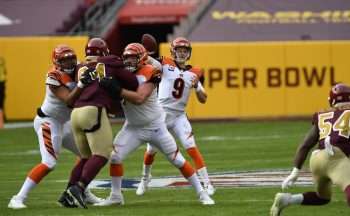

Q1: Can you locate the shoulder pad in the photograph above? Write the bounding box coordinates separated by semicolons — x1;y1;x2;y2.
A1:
137;65;162;83
188;66;203;77
160;56;176;67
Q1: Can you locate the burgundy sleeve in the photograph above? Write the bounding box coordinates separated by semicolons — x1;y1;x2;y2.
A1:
116;68;139;91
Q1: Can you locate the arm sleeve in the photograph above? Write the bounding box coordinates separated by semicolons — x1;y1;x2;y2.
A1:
117;68;139;91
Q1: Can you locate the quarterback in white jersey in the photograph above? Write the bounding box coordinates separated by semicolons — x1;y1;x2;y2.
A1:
94;43;214;206
8;45;98;209
136;37;215;196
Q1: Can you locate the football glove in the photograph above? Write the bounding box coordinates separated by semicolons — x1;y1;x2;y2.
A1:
148;70;162;84
79;68;97;86
99;77;122;98
282;167;300;190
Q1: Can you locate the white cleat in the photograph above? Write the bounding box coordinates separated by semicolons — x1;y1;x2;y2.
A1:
136;174;152;196
8;195;27;209
199;191;215;205
204;182;215;195
84;188;105;204
270;193;291;216
93;194;124;206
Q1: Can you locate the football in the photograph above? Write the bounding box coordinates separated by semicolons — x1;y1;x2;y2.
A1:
141;33;157;54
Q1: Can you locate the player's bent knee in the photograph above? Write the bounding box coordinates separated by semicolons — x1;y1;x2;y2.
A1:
167;152;185;168
42;160;56;170
183;137;196;149
147;144;158;155
110;151;123;164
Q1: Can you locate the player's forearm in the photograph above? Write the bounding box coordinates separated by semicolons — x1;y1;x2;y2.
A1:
294;146;310;169
195;90;207;103
65;87;83;107
121;89;147;105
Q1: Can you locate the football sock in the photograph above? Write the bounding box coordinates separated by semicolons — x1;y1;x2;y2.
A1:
345;184;350;206
187;173;204;195
80;155;107;185
17;178;37;199
302;191;330;205
67;158;88;188
290;194;303;204
198;167;210;183
27;163;51;184
16;163;51;198
179;161;195;178
144;151;156;165
186;147;205;170
110;163;123;196
142;152;155;177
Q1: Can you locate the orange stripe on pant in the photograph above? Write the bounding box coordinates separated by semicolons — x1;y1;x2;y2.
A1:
186;147;205;170
28;163;51;184
110;163;123;177
179;161;195;178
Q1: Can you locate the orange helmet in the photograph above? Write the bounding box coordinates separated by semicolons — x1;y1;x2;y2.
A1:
328;83;350;107
85;38;109;60
170;37;192;63
52;45;77;74
122;43;148;72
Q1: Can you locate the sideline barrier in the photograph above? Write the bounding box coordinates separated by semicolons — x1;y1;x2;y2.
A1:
159;41;350;118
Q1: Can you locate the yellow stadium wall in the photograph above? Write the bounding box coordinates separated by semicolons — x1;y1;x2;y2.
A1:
0;36;89;120
160;41;350;119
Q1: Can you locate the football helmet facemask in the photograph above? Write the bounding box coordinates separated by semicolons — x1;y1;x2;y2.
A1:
85;38;109;60
52;45;77;74
170;37;192;64
328;83;350;107
122;43;148;72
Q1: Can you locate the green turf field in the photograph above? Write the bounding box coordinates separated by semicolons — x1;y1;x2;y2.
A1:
0;121;349;215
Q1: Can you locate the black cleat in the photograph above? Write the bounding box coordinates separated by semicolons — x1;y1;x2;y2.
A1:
58;191;78;208
67;185;88;209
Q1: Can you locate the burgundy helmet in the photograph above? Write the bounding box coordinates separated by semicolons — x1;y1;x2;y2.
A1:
85;38;109;58
328;83;350;107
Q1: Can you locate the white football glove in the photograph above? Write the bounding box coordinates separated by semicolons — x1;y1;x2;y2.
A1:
282;167;300;190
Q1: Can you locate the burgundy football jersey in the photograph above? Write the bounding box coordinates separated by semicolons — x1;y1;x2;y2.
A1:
313;105;350;157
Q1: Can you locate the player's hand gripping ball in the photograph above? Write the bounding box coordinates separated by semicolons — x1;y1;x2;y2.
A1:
141;33;157;55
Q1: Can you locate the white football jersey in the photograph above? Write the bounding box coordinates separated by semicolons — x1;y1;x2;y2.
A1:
41;69;76;123
122;65;164;126
158;57;203;113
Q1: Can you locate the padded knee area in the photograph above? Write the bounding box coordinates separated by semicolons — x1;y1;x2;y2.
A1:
147;144;158;155
110;150;123;164
183;136;195;149
166;151;185;168
42;159;57;170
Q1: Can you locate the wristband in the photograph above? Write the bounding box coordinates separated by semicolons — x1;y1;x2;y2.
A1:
77;81;84;89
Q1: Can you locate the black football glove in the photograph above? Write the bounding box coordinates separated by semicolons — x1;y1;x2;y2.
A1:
148;70;162;84
99;77;122;98
79;68;96;85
